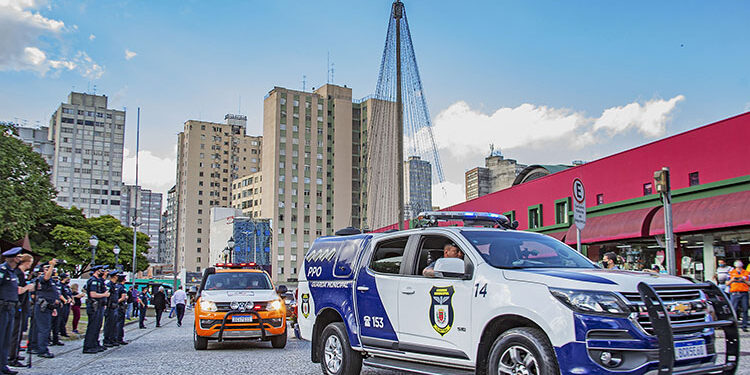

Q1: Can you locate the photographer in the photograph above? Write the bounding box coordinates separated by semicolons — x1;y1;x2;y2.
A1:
727;260;749;332
31;259;60;358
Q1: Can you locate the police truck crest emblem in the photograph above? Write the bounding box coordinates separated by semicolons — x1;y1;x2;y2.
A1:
301;293;311;318
429;286;454;336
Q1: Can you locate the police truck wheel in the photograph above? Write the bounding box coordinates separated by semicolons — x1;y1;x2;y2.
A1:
319;322;362;375
487;327;558;375
271;330;287;348
193;327;208;350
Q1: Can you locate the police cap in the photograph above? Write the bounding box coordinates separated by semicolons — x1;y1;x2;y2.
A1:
2;247;23;257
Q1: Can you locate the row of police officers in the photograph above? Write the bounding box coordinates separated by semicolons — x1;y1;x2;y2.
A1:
0;248;130;374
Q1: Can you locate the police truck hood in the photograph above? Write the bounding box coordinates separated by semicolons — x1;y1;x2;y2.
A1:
200;289;278;303
502;268;693;291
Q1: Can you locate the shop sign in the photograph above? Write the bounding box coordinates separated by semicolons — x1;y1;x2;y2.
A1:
573;178;586;230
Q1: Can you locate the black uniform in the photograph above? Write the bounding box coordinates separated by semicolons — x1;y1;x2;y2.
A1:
103;279;119;346
50;278;64;345
58;281;72;337
83;274;106;352
32;274;59;356
0;262;19;371
8;267;28;363
116;281;127;344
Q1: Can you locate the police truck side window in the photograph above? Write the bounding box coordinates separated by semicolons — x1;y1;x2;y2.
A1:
370;237;408;274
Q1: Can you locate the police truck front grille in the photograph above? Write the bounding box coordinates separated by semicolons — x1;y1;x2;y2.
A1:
620;288;708;335
215;302;232;312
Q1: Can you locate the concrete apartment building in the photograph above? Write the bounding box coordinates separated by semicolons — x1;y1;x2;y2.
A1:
16;126;55;167
260;84;363;282
175;114;262;273
404;156;432;219
465;152;526;200
161;185;177;265
48;92;126;219
120;185;163;262
231;171;263;218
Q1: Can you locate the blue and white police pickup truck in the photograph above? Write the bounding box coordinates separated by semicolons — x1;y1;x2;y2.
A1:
297;212;739;375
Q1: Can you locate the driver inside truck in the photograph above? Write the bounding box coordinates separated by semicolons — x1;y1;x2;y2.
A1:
423;241;464;277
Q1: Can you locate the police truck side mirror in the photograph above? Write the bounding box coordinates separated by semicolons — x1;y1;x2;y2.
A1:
276;284;288;295
434;258;466;279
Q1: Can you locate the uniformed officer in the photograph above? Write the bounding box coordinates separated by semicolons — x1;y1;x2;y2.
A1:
32;259;59;359
49;273;65;346
58;273;73;338
103;270;120;347
0;247;23;375
8;253;34;368
83;265;110;354
115;274;128;345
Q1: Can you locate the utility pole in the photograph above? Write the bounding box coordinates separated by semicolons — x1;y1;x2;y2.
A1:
654;167;675;275
131;107;141;290
394;0;405;230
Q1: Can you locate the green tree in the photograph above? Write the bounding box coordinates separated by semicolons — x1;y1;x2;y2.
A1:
0;122;57;241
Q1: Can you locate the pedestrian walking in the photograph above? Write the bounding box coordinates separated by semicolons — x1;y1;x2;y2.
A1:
130;286;138;319
70;283;84;334
32;259;60;359
0;247;24;375
727;260;749;332
82;265;110;354
168;293;176;318
153;287;167;327
115;274;128;345
172;286;187;327
8;253;34;368
138;287;149;329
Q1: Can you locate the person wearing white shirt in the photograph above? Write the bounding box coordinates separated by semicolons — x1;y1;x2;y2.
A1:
172;287;187;327
715;259;733;293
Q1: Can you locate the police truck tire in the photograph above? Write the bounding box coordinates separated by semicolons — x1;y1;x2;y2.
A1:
487;327;558;375
193;327;208;350
271;331;287;348
319;322;362;375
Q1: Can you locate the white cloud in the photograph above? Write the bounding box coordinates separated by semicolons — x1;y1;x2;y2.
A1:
88;33;95;41
593;95;685;137
122;147;176;201
124;49;137;60
0;0;103;77
429;95;685;206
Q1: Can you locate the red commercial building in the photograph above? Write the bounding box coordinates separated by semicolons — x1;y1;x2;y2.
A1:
437;112;750;281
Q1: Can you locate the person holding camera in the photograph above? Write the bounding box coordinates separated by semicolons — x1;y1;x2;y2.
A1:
727;260;749;332
31;259;60;359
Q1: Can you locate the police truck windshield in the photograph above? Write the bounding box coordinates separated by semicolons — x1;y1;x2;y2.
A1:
204;272;272;290
461;231;596;269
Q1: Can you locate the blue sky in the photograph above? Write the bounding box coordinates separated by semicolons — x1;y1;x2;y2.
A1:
1;0;749;206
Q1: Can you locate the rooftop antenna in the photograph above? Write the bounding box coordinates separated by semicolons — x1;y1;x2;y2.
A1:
92;84;97;95
302;74;307;91
326;52;330;84
238;95;242;114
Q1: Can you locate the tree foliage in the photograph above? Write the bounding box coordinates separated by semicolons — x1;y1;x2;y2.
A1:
0;122;57;241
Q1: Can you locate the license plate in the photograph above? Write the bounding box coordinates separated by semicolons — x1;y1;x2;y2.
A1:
232;315;253;323
674;339;707;361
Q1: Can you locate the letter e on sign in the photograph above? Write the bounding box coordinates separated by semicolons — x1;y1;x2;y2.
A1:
572;179;586;230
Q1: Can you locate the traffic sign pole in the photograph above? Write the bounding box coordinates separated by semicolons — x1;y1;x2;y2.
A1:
572;179;586;252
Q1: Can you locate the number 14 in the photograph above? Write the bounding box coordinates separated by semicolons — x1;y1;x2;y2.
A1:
474;283;487;298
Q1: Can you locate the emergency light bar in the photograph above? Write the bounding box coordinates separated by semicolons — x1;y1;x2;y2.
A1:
215;262;259;269
414;211;518;229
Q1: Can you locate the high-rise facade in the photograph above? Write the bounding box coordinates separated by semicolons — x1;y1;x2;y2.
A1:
465;167;491;201
465;153;527;200
162;185;177;266
120;185;163;262
16;126;55;167
404;156;432;219
231;172;263;218
48;92;125;219
175;115;262;273
260;84;362;282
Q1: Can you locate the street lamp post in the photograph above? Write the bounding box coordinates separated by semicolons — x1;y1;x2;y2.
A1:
113;245;121;271
89;235;99;266
227;236;235;263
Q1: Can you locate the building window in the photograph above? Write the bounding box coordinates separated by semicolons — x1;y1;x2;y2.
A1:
689;172;699;187
528;204;542;229
596;194;604;205
554;198;570;225
643;183;653;196
502;210;516;223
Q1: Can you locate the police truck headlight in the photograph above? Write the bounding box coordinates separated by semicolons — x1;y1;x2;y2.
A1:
267;299;283;311
200;300;218;312
549;288;630;317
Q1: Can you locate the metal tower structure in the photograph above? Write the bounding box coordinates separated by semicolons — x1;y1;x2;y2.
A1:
366;0;445;230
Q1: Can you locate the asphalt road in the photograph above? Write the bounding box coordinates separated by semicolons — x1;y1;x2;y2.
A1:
19;309;750;375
